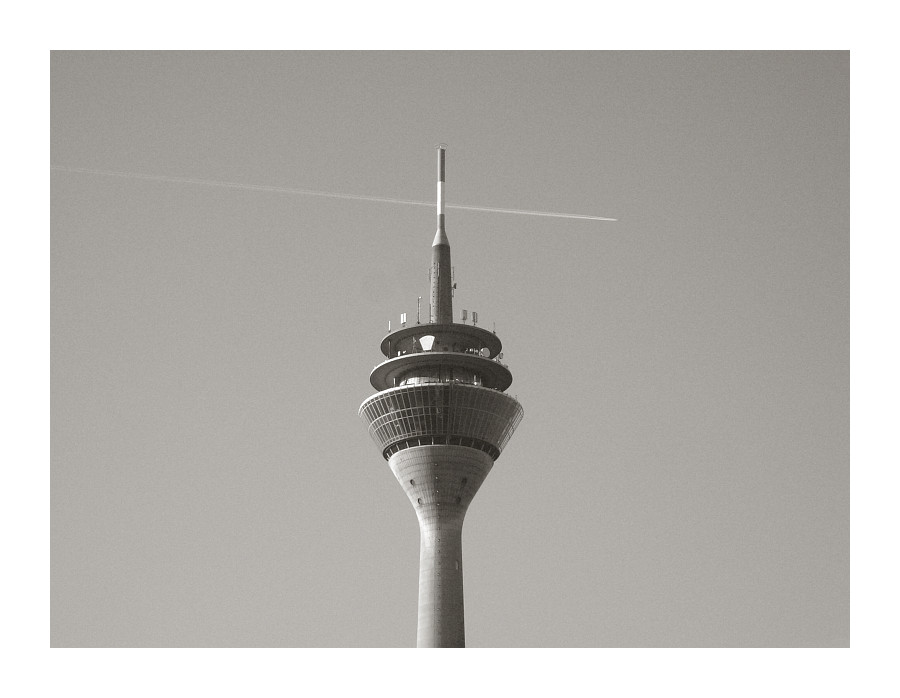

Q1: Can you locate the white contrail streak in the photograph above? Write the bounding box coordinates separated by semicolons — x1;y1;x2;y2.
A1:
50;165;617;222
447;202;614;221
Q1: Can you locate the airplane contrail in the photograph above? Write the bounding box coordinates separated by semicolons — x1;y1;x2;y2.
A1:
50;165;617;222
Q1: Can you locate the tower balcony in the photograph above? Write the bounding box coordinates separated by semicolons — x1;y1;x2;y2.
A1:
359;382;523;461
369;350;513;392
380;322;502;359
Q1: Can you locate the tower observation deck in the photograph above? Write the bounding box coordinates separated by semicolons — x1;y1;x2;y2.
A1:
359;147;523;647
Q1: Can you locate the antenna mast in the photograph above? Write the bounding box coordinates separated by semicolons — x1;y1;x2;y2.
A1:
430;145;452;324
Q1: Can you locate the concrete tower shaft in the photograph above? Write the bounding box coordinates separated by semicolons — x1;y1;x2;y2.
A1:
389;445;493;648
359;147;522;647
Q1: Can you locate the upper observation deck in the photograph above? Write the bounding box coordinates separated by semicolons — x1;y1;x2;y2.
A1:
379;322;502;358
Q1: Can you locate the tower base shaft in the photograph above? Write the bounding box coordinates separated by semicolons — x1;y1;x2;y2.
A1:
417;522;464;647
388;445;494;648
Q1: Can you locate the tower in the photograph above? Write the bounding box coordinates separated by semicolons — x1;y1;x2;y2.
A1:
359;147;523;647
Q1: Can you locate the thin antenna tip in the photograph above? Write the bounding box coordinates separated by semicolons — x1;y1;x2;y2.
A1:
435;143;448;150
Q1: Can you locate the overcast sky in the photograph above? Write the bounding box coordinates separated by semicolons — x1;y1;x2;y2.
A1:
51;51;848;647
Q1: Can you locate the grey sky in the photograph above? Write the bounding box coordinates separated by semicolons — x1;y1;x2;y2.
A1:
51;51;848;647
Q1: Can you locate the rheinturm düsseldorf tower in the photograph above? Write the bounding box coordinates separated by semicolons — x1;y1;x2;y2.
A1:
359;147;523;647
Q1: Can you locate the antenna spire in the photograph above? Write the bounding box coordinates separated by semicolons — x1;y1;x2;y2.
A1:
430;145;452;323
433;144;448;245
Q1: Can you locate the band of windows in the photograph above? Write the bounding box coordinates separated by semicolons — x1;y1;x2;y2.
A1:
359;383;523;460
382;436;501;461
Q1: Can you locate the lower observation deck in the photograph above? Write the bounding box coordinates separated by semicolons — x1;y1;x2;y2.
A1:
359;382;523;461
369;351;513;392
